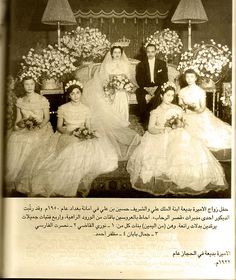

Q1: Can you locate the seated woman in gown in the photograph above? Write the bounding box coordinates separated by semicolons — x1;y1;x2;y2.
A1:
6;76;53;194
178;68;232;161
127;81;227;196
15;80;118;197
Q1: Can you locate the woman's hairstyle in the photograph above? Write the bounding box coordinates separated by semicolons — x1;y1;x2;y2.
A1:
145;43;156;50
66;84;83;95
184;68;199;78
154;81;177;108
22;76;36;83
161;81;176;94
110;45;124;56
65;80;83;95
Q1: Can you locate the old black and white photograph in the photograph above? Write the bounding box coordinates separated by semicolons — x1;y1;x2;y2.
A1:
0;0;235;278
3;0;233;199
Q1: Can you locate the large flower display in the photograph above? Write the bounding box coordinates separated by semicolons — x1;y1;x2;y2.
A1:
177;39;232;82
145;28;183;62
61;26;111;63
19;45;77;82
18;26;111;83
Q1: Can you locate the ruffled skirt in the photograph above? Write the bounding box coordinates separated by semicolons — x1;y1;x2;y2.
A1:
127;129;227;196
6;123;53;192
184;109;232;161
15;132;118;197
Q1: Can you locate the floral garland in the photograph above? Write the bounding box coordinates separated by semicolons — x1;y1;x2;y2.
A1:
145;28;183;62
177;39;232;82
65;80;83;91
161;81;176;92
61;26;111;62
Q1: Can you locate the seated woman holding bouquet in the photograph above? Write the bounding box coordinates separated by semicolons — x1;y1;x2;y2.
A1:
15;80;118;197
127;81;227;196
178;68;232;161
6;76;53;193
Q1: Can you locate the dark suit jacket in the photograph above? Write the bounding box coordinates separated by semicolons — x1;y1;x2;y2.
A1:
136;57;168;88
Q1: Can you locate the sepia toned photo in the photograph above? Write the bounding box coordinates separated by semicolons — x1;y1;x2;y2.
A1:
3;0;232;199
1;0;235;279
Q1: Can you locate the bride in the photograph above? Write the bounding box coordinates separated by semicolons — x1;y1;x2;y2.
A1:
82;45;140;160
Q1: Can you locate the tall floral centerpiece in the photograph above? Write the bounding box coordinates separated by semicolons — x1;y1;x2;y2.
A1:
60;26;111;64
177;39;232;86
19;45;77;89
145;28;183;63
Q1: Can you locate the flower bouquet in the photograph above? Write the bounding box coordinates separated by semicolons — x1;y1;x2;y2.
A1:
103;75;134;103
145;28;183;62
180;102;197;112
164;115;186;129
61;26;111;63
73;125;97;141
177;39;232;82
16;116;41;131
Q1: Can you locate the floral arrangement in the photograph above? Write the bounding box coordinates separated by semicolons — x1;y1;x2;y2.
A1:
73;125;97;141
145;28;183;62
19;45;77;82
16;116;41;131
103;75;134;103
164;115;186;129
61;26;111;62
220;83;232;109
65;79;83;91
177;39;232;82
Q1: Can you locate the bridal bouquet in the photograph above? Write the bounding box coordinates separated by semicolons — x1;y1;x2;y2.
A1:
164;115;186;129
61;27;111;63
145;28;183;62
177;39;232;82
19;45;77;82
103;75;134;103
16;116;41;131
73;126;97;141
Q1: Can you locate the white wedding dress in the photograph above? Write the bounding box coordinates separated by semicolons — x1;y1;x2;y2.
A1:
82;51;140;160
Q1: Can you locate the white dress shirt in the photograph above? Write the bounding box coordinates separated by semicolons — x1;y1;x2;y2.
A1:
148;57;155;83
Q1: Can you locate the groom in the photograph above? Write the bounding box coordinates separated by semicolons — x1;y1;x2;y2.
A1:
136;43;168;126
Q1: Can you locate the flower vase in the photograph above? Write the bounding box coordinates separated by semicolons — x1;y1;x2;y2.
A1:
42;78;62;90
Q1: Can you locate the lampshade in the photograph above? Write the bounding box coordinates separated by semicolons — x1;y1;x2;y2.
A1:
171;0;208;24
41;0;77;25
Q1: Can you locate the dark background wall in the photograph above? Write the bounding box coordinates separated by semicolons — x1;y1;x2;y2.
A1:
7;0;232;76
